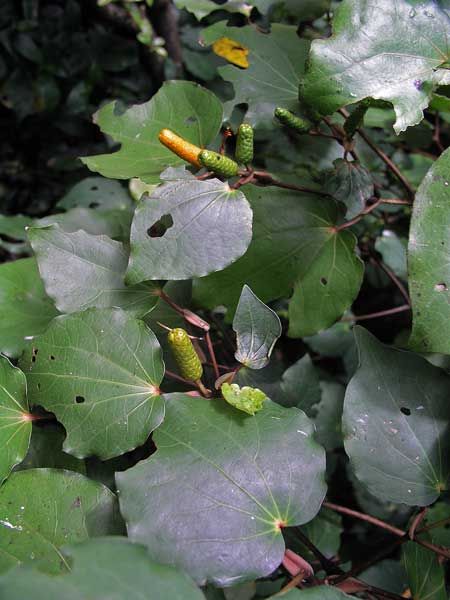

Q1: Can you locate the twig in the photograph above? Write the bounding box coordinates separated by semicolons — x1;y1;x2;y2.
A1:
370;256;410;306
341;304;411;322
334;198;383;231
339;108;415;199
251;170;326;196
293;528;340;575
205;331;220;379
409;508;428;540
165;369;196;386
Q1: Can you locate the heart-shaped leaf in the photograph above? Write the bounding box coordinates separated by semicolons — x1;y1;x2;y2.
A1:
300;0;450;133
0;468;122;574
0;538;206;599
0;357;31;484
233;285;281;369
28;225;159;316
20;308;164;460
409;147;450;353
0;258;58;359
194;185;364;337
117;394;326;586
201;22;309;127
343;327;450;506
82;81;223;183
126;178;252;283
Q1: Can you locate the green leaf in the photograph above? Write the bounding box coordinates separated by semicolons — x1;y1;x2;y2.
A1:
0;214;31;255
0;468;122;574
20;308;164;460
221;383;267;415
314;381;344;451
409;147;450;353
422;503;450;547
116;394;326;586
28;225;159;317
0;537;205;599
126;178;252;283
82;81;223;183
0;357;31;484
174;0;252;19
284;508;342;563
233;285;281;369
56;177;133;212
343;327;450;506
273;588;352;599
194;185;364;337
279;355;321;411
201;22;309;128
375;230;408;281
402;540;446;600
324;159;374;219
0;258;58;359
300;0;450;133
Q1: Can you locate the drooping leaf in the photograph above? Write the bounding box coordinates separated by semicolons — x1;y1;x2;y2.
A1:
300;0;450;133
0;258;58;359
233;285;281;369
56;176;133;211
0;468;122;574
126;178;252;283
221;383;267;415
324;159;374;219
20;308;164;460
0;357;31;484
201;22;309;127
117;394;326;586
409;147;450;353
194;185;364;337
0;537;205;599
402;540;446;600
82;81;223;183
343;327;450;506
28;225;159;316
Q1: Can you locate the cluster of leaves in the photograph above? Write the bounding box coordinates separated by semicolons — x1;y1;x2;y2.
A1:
0;0;450;598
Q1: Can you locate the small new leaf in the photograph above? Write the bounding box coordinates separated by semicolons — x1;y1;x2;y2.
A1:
221;383;267;415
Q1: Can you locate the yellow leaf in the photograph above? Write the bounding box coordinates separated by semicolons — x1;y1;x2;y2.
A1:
212;37;249;68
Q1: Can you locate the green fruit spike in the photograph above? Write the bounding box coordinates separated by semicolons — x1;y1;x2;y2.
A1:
198;150;239;179
221;382;267;416
235;123;254;165
167;328;203;382
274;107;311;133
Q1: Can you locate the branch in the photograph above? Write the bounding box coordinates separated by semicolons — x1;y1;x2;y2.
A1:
341;304;411;322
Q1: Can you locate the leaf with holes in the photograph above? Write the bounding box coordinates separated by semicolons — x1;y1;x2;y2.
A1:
0;537;205;599
194;185;364;337
0;468;122;574
56;177;133;212
82;81;222;183
409;147;450;353
0;357;31;485
233;285;282;369
20;308;164;460
300;0;450;133
0;258;59;359
126;178;252;283
116;394;326;586
343;327;450;506
28;225;159;316
201;22;309;127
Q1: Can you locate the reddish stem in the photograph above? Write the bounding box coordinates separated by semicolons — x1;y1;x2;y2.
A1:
341;304;411;322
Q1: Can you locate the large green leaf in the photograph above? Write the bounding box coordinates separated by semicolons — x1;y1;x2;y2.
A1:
0;356;31;484
0;468;121;574
279;355;321;411
0;258;58;359
20;309;164;460
0;538;205;599
194;185;364;337
402;540;446;600
233;285;282;369
126;178;252;282
300;0;450;133
28;225;158;316
201;22;309;128
82;81;223;183
343;327;450;506
117;394;326;586
409;147;450;353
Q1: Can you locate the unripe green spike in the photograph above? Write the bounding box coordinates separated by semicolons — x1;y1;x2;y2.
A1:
167;328;203;382
274;107;311;133
198;150;239;178
235;123;254;165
